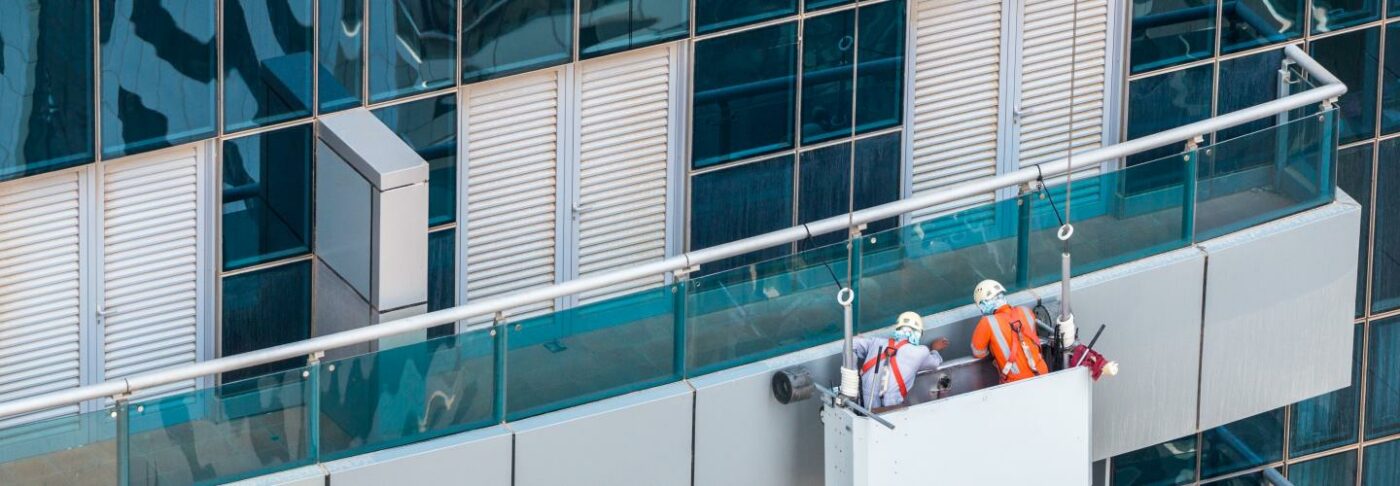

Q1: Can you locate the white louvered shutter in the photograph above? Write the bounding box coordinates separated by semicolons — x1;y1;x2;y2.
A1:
101;147;200;400
574;46;673;303
1017;0;1108;179
464;70;560;322
0;171;83;425
908;0;1005;220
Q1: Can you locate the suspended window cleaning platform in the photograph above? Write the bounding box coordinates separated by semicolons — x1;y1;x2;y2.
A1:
0;46;1346;486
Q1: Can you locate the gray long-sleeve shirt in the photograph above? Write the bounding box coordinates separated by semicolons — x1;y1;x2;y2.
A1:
853;336;943;409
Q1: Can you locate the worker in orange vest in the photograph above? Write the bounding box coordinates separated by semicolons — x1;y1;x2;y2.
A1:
969;279;1049;383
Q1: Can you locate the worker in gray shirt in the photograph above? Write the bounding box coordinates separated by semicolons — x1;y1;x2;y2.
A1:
854;311;949;411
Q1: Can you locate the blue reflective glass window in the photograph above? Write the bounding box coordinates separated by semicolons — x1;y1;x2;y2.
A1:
1336;146;1373;317
1365;440;1400;485
1291;325;1363;455
579;0;687;59
1373;139;1400;312
368;0;456;102
427;228;454;339
798;133;901;247
224;0;313;132
462;0;571;83
100;0;217;158
1221;0;1302;54
1217;49;1285;140
1366;315;1400;438
1130;0;1216;73
0;0;93;182
1312;0;1381;33
855;0;905;134
1126;63;1213;167
222;125;313;271
318;0;362;113
696;0;797;35
690;155;794;273
1383;24;1400;135
372;94;456;226
801;10;854;145
1290;451;1357;485
1311;27;1380;145
221;261;311;383
692;22;797;168
1201;408;1284;479
1111;435;1198;485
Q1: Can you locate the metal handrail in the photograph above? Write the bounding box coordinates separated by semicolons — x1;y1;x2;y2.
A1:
0;45;1344;421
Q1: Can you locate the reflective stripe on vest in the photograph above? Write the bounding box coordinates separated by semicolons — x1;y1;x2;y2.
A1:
985;314;1014;362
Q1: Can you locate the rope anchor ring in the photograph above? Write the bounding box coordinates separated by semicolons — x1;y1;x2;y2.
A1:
1057;224;1075;241
836;287;855;306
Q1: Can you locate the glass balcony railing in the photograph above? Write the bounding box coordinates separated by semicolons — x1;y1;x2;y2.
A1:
0;107;1338;485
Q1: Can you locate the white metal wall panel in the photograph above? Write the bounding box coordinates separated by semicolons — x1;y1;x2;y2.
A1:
1017;0;1108;176
574;47;673;303
464;71;560;322
101;147;200;399
0;171;83;425
908;0;1004;220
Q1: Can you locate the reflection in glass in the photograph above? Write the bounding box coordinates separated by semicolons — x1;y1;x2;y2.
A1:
1312;0;1381;33
224;0;313;132
369;0;456;102
0;0;93;182
1366;315;1400;438
373;94;457;226
1364;440;1400;485
319;0;363;112
1289;450;1357;485
1335;146;1373;317
807;0;853;11
1220;0;1302;54
1111;435;1198;485
580;0;687;58
855;0;905;134
800;10;855;145
692;23;798;168
221;261;312;383
100;0;217;158
1383;23;1400;135
1310;27;1379;145
1126;63;1213;166
0;408;115;484
1291;325;1362;455
462;0;572;83
427;228;454;339
1373;139;1400;312
798;133;901;247
1216;49;1286;141
1200;408;1283;479
695;0;797;34
222;125;313;271
690;155;794;273
1130;0;1216;73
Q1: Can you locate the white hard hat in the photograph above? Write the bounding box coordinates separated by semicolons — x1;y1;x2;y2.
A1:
973;279;1006;305
895;311;924;333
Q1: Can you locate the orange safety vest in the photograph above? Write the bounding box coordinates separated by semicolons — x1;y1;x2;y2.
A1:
861;338;911;398
971;305;1049;383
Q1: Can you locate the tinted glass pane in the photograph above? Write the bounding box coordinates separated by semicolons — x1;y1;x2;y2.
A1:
427;228;454;339
0;408;116;485
800;10;854;145
695;0;797;34
1221;0;1302;54
1202;470;1275;485
1291;325;1363;455
221;261;312;383
1201;408;1283;478
1310;28;1379;145
1217;49;1285;141
0;0;93;182
462;0;571;82
1384;23;1400;135
368;0;455;102
579;0;687;58
1336;145;1373;317
318;0;362;113
1364;440;1400;485
1313;0;1381;33
100;0;217;158
222;125;313;271
1289;450;1357;485
855;0;905;134
373;93;456;226
690;155;794;273
692;23;797;168
1366;315;1400;438
1111;435;1198;485
797;134;901;247
1131;0;1215;73
224;0;313;132
807;0;853;11
1374;139;1400;312
1126;63;1212;166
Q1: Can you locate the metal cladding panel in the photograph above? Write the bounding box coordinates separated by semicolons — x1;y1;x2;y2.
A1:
909;0;1003;220
464;70;560;322
1017;0;1108;172
102;147;200;399
0;171;83;425
324;426;512;486
512;382;692;486
1197;198;1360;430
575;46;672;303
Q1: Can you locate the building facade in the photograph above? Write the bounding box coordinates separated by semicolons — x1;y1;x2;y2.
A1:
0;0;1391;484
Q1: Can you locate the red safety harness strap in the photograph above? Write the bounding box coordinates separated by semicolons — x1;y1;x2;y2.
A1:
859;339;911;398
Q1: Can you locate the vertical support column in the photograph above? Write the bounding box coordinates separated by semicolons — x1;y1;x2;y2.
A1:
849;232;864;332
1183;136;1203;243
671;268;694;380
492;312;507;423
114;395;130;486
1319;100;1338;199
305;352;323;461
1016;190;1033;289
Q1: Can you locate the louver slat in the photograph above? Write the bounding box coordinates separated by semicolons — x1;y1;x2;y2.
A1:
1018;0;1108;183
